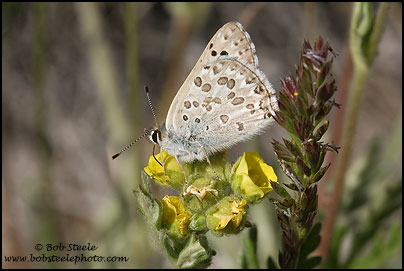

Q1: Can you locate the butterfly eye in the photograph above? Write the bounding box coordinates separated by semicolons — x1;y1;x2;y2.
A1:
151;130;159;144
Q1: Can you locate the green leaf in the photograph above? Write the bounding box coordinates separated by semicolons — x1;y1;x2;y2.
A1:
296;156;311;177
163;234;182;259
342;138;381;213
335;174;401;267
301;63;314;96
300;256;322;269
283;138;304;161
188;213;207;233
176;233;214;269
137;172;189;261
313;119;329;141
135;171;164;230
241;224;260;269
350;2;373;70
325;224;348;268
350;3;390;69
271;181;295;204
268;197;290;211
283;182;299;191
345;179;402;266
347;221;402;269
315;60;332;90
297;223;322;268
267;256;278;269
272;139;296;163
311;163;330;184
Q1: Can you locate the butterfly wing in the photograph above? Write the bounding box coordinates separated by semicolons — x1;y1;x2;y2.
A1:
166;22;260;130
174;57;278;156
164;21;278;159
195;21;260;69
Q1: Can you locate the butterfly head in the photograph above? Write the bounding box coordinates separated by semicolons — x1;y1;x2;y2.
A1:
147;128;161;145
146;123;169;146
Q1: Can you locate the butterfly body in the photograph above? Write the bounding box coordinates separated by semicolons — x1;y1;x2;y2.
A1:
154;123;206;163
148;22;278;164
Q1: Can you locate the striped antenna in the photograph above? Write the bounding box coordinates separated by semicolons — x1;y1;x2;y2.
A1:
145;86;159;127
111;129;150;160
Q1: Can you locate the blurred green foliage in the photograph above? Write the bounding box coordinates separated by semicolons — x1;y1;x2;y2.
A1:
325;122;402;268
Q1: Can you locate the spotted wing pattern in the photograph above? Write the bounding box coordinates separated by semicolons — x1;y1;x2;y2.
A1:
165;22;278;156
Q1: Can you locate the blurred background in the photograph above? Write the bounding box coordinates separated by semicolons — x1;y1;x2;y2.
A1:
2;2;401;269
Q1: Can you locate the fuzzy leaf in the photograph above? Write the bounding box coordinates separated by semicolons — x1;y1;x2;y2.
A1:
136;171;164;230
176;233;214;269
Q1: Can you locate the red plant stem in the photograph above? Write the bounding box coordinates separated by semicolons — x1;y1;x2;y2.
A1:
318;43;351;213
317;62;367;262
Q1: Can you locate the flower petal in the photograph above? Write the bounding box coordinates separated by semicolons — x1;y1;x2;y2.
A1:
144;150;184;188
231;152;278;202
161;196;191;236
236;173;265;200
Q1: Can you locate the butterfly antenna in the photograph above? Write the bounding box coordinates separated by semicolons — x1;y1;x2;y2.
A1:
145;86;159;127
111;129;150;160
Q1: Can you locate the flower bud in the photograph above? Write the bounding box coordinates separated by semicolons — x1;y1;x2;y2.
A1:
161;195;192;237
206;197;248;236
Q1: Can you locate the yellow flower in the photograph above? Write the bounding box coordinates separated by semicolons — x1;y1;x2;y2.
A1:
231;152;278;202
206;197;247;236
213;199;247;230
144;150;184;188
161;196;192;236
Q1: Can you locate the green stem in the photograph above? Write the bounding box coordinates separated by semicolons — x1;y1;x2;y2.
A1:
75;3;130;144
123;3;142;184
124;3;141;138
365;2;390;65
318;2;390;261
319;65;367;255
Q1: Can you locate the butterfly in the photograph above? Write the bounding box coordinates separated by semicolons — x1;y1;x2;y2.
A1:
112;22;278;187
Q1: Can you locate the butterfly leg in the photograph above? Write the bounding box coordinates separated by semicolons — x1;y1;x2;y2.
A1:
175;155;189;188
200;146;221;180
